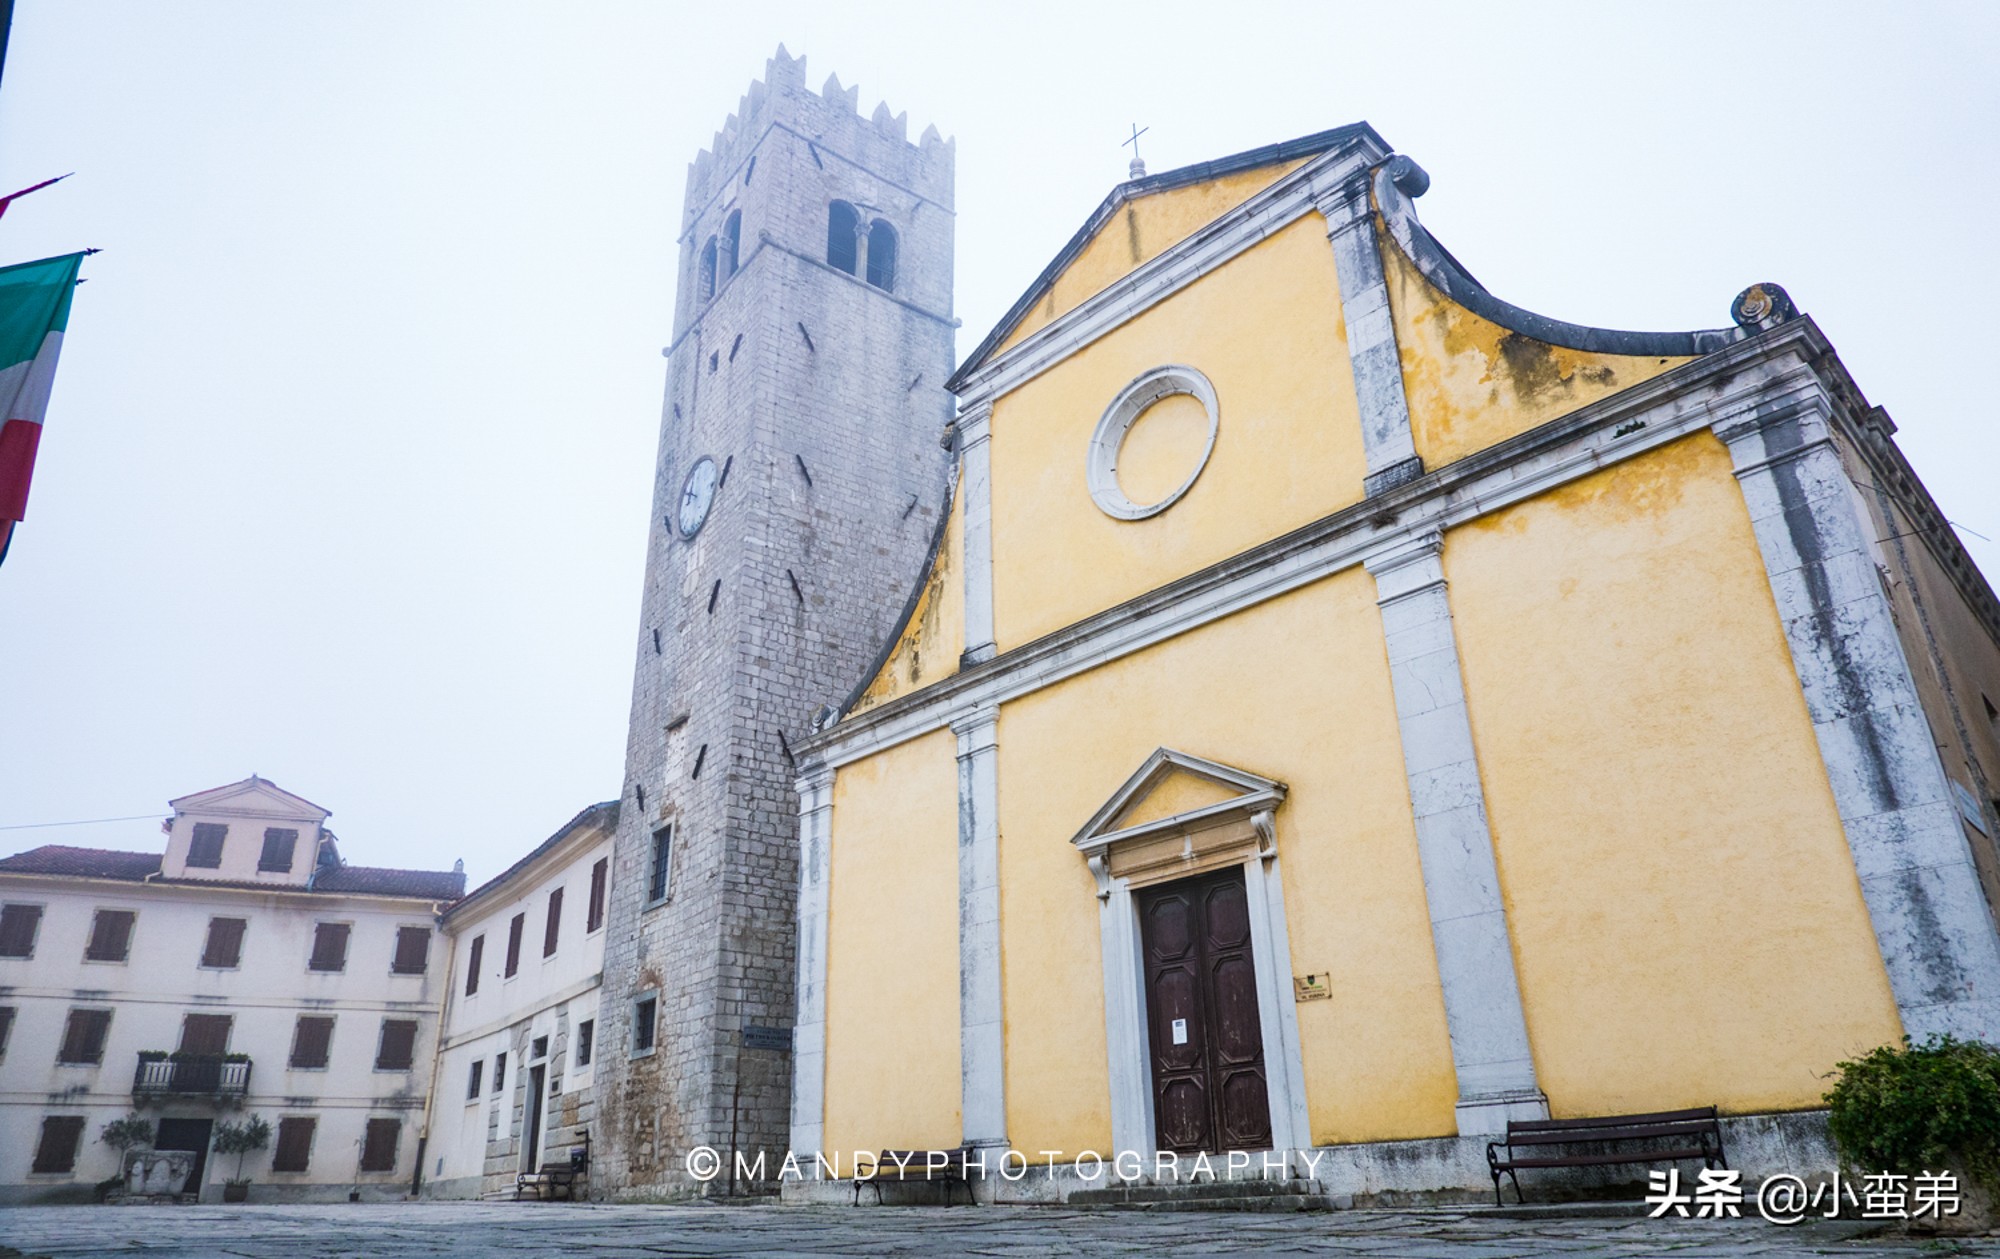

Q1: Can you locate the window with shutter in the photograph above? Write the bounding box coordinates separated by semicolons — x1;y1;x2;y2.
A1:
493;1051;506;1093
359;1118;400;1172
504;914;524;977
84;910;135;962
575;1019;594;1067
178;1014;232;1055
57;1009;111;1064
0;1005;14;1060
0;903;43;958
587;858;608;932
542;888;563;958
200;917;247;969
272;1117;315;1172
391;927;430;975
186;822;228;868
290;1016;335;1069
308;922;350;972
31;1116;85;1174
465;935;484;995
259;828;299;873
466;1059;483;1100
375;1019;418;1071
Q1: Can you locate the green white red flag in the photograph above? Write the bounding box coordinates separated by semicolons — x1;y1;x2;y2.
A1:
0;251;85;567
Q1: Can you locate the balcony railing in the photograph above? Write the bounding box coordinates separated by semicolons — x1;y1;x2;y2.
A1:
132;1053;252;1100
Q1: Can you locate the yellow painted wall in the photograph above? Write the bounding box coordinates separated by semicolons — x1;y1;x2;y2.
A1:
821;727;962;1153
1112;768;1238;831
851;470;965;714
989;213;1365;649
995;568;1458;1154
1381;234;1693;469
1445;433;1903;1116
999;159;1308;352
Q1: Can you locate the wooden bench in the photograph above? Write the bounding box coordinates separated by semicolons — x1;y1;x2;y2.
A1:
516;1130;590;1202
1485;1107;1726;1205
851;1146;978;1206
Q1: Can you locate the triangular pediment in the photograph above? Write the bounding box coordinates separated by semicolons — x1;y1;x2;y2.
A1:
168;775;330;823
1072;748;1286;855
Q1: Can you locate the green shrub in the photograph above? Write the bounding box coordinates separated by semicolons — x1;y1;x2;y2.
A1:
211;1114;272;1184
1825;1036;2000;1181
98;1114;154;1155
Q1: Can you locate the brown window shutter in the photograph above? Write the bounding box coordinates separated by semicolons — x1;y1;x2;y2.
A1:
178;1014;232;1055
58;1009;110;1064
187;822;228;868
259;828;299;873
272;1117;315;1173
542;888;563;958
587;859;608;932
359;1118;400;1172
375;1019;418;1071
0;903;43;957
290;1016;335;1069
85;910;135;962
201;917;247;968
465;935;484;995
32;1116;86;1173
309;922;350;972
504;914;524;977
391;927;430;975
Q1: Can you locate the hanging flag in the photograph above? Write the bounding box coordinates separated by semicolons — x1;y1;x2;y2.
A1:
0;174;72;222
0;252;86;567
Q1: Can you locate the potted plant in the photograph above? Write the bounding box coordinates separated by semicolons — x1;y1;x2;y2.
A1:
211;1113;271;1204
97;1114;153;1200
1826;1035;2000;1235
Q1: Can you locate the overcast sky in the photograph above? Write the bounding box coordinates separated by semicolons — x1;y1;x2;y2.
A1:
1;2;1996;882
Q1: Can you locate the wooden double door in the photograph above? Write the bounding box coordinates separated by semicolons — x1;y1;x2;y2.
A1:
1138;866;1273;1154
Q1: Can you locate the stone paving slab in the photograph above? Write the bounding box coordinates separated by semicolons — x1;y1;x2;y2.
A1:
1;1202;1996;1258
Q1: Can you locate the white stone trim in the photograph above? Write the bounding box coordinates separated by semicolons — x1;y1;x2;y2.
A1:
811;327;1832;773
951;707;1006;1149
1363;531;1546;1135
1311;174;1421;494
952;139;1388;409
1718;398;2000;1041
959;402;997;666
787;762;836;1160
1086;366;1220;521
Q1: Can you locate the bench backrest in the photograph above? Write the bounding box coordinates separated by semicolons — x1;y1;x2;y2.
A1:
1503;1107;1719;1146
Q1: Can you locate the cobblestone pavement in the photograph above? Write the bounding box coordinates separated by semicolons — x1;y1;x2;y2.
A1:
2;1202;1997;1258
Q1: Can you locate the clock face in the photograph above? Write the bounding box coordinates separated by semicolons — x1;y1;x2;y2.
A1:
678;456;718;539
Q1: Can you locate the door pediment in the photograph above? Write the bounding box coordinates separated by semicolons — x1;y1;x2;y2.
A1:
1071;749;1287;897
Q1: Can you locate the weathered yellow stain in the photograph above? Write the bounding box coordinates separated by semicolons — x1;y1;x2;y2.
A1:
1444;432;1903;1116
989;213;1364;650
821;727;962;1153
1381;234;1693;468
1111;767;1240;832
997;159;1308;353
851;471;965;713
995;569;1458;1155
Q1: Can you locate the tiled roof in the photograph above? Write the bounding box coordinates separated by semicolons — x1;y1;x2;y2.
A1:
314;864;467;900
0;844;464;901
0;845;162;880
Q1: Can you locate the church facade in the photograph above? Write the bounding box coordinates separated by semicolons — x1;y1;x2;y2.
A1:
787;125;2000;1200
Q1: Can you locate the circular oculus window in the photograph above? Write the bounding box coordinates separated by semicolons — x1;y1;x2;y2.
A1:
1086;365;1219;521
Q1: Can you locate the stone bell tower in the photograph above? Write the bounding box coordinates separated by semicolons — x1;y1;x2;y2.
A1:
592;47;956;1197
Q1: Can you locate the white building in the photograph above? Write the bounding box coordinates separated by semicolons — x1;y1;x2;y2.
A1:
0;777;464;1204
423;801;616;1200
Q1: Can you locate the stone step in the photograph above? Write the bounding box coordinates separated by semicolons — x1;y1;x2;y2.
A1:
1069;1178;1323;1207
1099;1193;1331;1214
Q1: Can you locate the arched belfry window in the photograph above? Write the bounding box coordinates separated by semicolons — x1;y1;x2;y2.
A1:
720;210;741;282
826;201;859;275
866;219;897;292
698;237;718;300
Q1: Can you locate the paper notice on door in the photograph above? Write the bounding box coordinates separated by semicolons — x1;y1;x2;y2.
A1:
1171;1018;1188;1045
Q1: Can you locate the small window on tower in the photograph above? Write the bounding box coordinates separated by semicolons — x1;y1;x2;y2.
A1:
720;210;741;281
699;237;718;300
826;201;859;275
867;219;897;292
